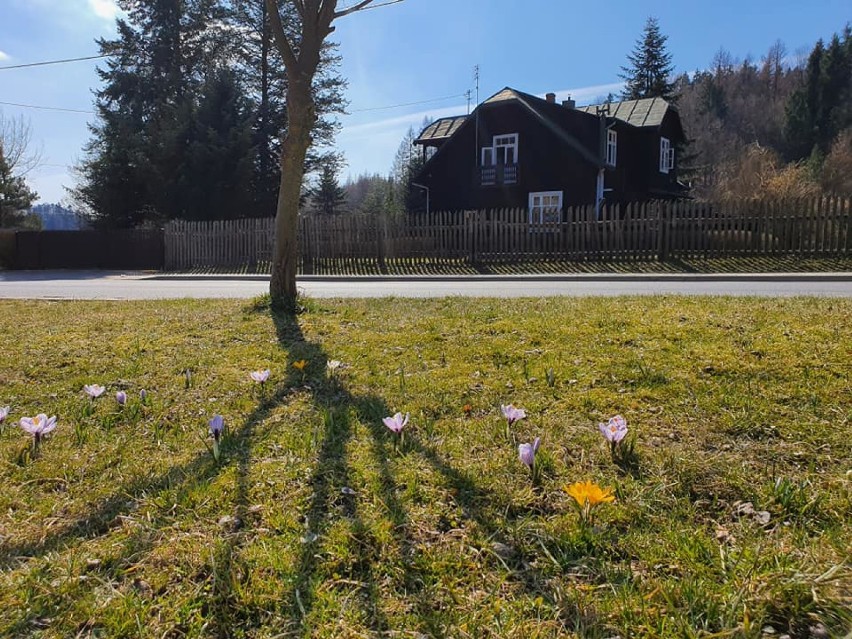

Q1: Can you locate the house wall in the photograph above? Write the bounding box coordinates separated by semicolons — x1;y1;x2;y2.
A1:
603;112;685;204
419;96;688;213
420;101;600;212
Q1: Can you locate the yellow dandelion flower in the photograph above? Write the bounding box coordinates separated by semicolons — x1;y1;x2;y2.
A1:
292;360;308;371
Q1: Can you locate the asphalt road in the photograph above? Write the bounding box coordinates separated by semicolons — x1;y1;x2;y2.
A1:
1;271;851;299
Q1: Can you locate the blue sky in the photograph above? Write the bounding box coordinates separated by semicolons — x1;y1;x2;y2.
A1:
0;0;849;204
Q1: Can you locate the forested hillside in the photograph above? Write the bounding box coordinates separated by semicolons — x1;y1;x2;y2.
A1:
676;27;852;200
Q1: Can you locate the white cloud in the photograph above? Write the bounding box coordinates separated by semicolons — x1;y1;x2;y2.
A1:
0;50;10;62
88;0;119;20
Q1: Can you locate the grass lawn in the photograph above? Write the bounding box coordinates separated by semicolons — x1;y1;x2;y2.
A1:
0;296;849;638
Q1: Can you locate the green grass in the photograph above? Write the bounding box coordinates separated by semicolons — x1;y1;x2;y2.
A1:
0;296;849;638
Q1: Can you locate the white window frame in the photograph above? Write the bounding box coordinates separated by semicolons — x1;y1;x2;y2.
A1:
481;146;495;166
528;191;563;228
493;133;519;165
606;129;617;167
660;137;674;173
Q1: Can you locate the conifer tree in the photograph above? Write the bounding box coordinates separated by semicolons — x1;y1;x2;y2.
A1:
0;151;37;229
784;29;852;161
309;162;347;215
620;17;677;102
391;123;428;215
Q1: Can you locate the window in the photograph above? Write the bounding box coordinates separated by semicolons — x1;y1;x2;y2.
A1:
529;191;563;226
606;129;617;167
493;134;518;165
660;137;674;173
481;146;495;166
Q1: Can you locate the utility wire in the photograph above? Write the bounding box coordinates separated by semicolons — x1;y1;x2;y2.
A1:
0;100;93;114
1;93;467;117
349;93;465;113
0;54;108;71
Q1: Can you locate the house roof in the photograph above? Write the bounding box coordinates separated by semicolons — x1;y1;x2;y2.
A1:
415;86;605;172
482;87;603;166
414;116;468;145
577;97;671;128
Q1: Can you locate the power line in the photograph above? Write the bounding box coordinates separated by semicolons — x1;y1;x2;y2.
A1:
0;54;108;71
2;94;465;117
0;100;93;114
349;93;465;114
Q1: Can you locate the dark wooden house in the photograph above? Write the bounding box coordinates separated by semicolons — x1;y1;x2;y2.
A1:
414;87;688;219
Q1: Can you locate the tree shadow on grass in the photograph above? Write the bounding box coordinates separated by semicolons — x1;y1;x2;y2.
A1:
261;306;561;638
0;380;295;636
2;301;565;638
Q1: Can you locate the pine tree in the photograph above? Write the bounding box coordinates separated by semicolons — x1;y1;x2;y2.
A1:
620;17;677;102
181;69;256;220
0;150;37;228
784;29;852;161
309;161;347;215
71;0;347;227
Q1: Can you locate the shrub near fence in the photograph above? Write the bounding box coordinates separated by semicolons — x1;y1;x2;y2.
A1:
162;197;852;272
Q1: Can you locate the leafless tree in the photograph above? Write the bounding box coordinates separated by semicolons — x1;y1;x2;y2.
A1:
265;0;405;307
0;111;43;176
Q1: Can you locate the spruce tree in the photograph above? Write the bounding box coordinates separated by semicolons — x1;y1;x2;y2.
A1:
309;162;347;215
784;29;852;161
72;0;346;227
0;151;37;228
620;17;677;102
181;69;256;220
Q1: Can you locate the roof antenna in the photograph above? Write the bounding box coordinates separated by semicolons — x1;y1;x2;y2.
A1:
474;64;480;167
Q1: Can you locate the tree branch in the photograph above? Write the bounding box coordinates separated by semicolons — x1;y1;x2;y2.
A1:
334;0;405;19
265;0;299;68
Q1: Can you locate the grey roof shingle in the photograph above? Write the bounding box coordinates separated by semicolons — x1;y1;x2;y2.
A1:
414;116;468;144
578;97;671;128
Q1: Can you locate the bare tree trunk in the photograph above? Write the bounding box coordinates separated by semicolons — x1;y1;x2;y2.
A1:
264;0;404;307
270;74;315;305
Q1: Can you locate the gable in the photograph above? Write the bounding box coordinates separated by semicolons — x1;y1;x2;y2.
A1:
417;87;604;173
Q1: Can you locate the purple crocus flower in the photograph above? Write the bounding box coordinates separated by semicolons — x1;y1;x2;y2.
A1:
383;412;409;435
209;414;225;441
116;391;127;406
599;415;628;444
250;369;271;384
209;414;224;461
140;389;147;401
0;406;9;424
518;437;541;468
501;404;526;426
83;384;105;399
19;414;58;453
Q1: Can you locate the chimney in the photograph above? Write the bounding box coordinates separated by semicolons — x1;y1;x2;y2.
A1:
546;92;556;104
562;97;576;109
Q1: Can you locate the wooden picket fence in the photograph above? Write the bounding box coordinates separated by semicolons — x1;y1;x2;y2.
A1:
163;197;852;271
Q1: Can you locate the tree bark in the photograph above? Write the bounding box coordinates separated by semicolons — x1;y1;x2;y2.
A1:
270;73;315;305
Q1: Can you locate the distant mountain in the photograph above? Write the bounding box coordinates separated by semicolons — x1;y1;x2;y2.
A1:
31;203;84;230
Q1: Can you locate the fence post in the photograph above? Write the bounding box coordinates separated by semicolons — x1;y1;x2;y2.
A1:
468;210;477;266
377;216;387;274
657;201;671;262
